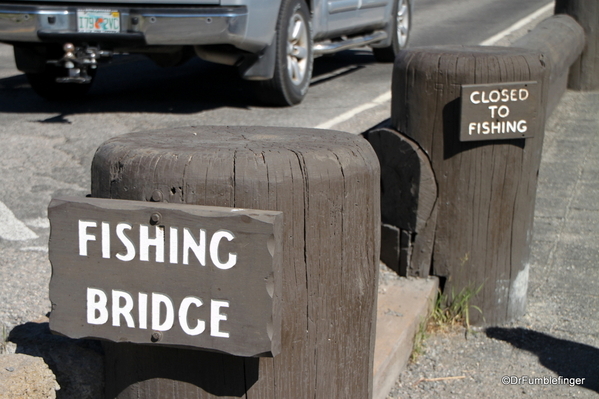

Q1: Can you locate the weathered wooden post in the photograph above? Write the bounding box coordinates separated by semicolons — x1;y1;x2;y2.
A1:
366;127;437;277
49;126;380;398
510;14;584;116
555;0;598;90
391;46;548;325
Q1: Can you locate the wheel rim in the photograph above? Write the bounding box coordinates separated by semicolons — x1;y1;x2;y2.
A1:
286;11;309;86
396;0;409;48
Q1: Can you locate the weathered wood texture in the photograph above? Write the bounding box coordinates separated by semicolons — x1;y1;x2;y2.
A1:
91;126;381;399
366;127;437;277
391;46;549;325
555;0;599;90
511;14;585;116
48;197;283;357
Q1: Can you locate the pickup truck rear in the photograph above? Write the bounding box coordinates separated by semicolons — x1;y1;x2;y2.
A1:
0;0;411;105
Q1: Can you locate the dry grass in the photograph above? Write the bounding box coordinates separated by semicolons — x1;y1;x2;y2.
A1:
429;284;483;332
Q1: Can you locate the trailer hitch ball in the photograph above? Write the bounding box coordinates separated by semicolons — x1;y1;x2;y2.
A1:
63;43;76;68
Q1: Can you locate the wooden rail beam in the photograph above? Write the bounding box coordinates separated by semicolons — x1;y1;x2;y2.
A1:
555;0;599;90
511;14;585;116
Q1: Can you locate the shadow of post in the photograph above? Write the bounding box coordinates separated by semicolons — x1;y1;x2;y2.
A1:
486;327;599;393
8;320;104;399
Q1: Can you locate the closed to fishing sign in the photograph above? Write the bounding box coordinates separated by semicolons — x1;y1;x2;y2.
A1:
460;81;540;141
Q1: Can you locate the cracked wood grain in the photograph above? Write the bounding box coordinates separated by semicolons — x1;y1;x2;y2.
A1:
391;46;549;324
91;126;380;399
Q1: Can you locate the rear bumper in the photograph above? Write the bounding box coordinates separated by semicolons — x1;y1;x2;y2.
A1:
0;4;253;49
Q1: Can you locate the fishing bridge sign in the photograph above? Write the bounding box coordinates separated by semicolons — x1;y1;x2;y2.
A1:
48;196;283;358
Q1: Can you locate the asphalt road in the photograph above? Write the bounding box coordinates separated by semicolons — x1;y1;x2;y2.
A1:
0;0;553;329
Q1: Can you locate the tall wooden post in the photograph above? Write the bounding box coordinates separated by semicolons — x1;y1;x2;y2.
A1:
91;126;380;398
555;0;598;90
391;46;549;325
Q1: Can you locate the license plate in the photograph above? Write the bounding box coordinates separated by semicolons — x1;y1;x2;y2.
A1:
77;10;120;33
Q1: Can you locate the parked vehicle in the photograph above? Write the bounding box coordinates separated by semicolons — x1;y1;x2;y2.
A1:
0;0;411;105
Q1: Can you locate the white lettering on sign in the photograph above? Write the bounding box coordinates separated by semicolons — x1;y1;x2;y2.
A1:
101;222;110;258
86;287;230;338
210;230;237;270
464;83;534;139
140;225;165;263
115;223;135;261
152;293;174;331
179;297;205;335
112;289;135;328
210;300;230;338
78;220;97;256
469;88;529;104
468;120;527;135
77;220;237;268
182;227;206;266
87;288;109;325
139;292;148;329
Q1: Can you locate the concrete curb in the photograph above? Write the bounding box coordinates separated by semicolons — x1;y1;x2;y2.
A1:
372;276;439;399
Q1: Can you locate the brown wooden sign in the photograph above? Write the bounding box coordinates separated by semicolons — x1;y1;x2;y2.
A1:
48;196;283;357
460;81;539;141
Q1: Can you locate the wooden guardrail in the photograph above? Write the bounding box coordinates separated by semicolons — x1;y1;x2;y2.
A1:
368;5;588;325
49;126;381;398
42;4;596;398
511;14;585;116
555;0;599;91
390;46;548;325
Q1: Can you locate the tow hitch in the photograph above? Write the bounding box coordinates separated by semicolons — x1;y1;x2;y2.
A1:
50;43;112;84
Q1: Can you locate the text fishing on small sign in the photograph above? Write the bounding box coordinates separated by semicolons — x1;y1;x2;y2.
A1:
460;81;540;142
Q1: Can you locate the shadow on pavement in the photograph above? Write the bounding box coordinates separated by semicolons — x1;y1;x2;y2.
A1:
8;320;103;399
0;57;255;116
0;50;377;116
486;327;599;393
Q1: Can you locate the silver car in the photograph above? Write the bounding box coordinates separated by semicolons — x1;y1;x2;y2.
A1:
0;0;411;105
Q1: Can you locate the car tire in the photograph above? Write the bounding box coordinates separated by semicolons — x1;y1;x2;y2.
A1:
257;0;313;106
26;64;95;101
372;0;410;62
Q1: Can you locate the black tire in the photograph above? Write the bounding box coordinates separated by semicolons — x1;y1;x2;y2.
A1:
26;64;95;101
257;0;313;106
372;0;411;62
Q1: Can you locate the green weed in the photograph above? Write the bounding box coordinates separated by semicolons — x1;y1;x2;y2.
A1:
410;317;429;362
431;284;483;331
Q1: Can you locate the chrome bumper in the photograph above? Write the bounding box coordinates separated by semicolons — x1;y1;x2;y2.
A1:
0;4;249;48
